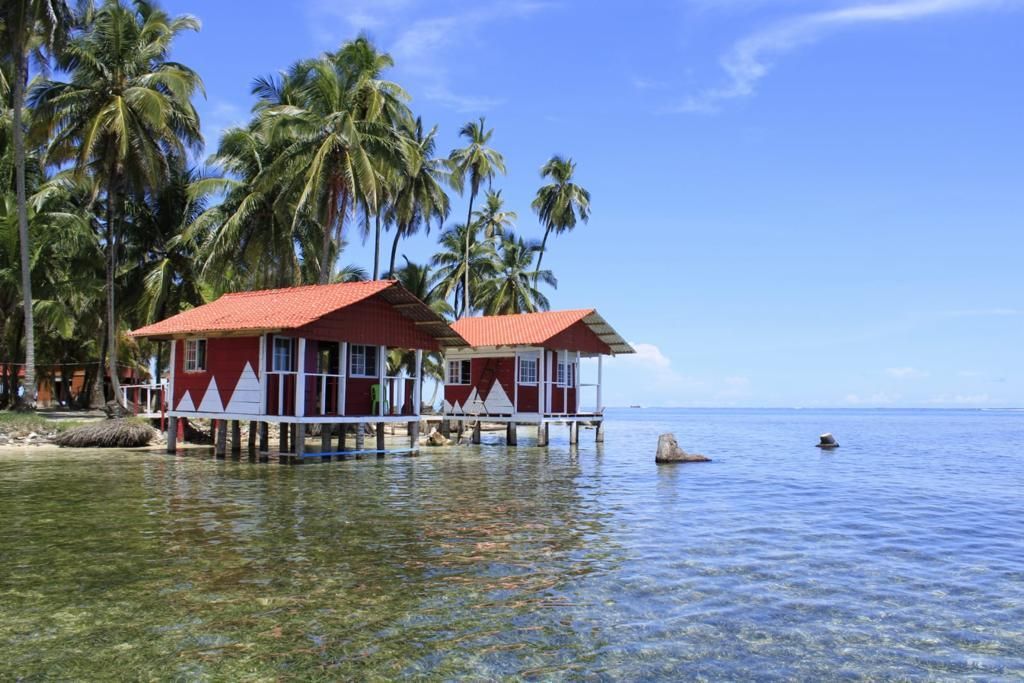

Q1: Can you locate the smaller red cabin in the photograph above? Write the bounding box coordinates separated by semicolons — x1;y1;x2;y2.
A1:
130;280;467;424
443;309;633;421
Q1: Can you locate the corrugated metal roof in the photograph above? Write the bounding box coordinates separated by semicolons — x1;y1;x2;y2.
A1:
451;309;634;355
129;280;468;347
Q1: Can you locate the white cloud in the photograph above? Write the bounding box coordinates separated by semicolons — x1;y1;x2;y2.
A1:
306;0;551;111
885;366;929;379
845;391;898;405
674;0;1018;113
622;342;673;369
927;393;991;405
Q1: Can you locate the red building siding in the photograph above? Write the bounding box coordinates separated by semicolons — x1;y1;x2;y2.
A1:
173;336;259;411
444;356;516;414
546;321;611;355
294;295;439;350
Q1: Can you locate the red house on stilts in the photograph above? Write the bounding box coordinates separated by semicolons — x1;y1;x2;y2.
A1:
443;309;634;445
130;280;467;457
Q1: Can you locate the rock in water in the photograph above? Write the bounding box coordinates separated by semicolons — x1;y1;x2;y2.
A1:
816;433;839;449
655;433;710;463
420;427;451;447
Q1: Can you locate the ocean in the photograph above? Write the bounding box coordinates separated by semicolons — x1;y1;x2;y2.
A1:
1;408;1021;679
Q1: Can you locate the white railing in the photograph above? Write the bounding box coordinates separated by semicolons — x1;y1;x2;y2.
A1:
122;380;167;415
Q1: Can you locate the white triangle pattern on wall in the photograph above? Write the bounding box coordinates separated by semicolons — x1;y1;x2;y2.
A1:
197;376;224;413
442;399;453;414
224;362;261;415
484;381;514;414
465;388;486;415
176;390;195;412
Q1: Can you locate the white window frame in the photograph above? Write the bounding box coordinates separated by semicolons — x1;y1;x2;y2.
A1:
272;336;294;373
349;344;378;378
556;360;568;387
447;359;471;385
183;338;207;373
518;357;538;385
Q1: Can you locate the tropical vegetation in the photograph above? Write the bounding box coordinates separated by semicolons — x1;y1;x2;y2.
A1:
0;0;591;410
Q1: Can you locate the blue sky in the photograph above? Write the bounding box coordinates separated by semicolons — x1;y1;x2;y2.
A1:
163;0;1023;408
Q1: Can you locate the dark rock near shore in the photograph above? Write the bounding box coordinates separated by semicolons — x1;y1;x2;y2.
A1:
656;433;710;463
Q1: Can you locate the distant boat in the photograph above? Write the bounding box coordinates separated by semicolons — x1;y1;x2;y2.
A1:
629;405;643;409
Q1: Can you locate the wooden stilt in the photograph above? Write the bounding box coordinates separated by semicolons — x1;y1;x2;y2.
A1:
248;420;257;451
355;425;365;454
231;420;242;454
410;421;420;449
569;422;579;445
440;419;450;438
215;420;227;457
595;421;605;443
506;422;517;446
279;422;289;453
338;424;347;452
295;424;305;460
321;424;331;459
537;423;549;447
472;422;482;444
290;424;298;454
376;423;385;453
259;422;269;461
166;416;177;453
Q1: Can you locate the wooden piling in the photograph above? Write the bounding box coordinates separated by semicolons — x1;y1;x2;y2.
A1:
231;420;241;454
472;422;482;444
595;421;605;443
506;422;517;446
321;424;331;459
537;423;549;447
376;423;385;453
215;420;227;457
166;416;177;453
569;422;579;445
279;422;289;453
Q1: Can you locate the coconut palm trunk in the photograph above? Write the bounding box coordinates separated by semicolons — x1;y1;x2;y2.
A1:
12;52;35;408
105;165;124;406
373;209;382;279
463;189;476;316
388;225;403;277
534;226;552;287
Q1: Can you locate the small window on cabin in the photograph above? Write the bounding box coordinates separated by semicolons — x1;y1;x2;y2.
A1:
556;361;567;386
272;337;293;372
350;345;379;378
447;360;471;385
518;358;538;384
184;339;207;372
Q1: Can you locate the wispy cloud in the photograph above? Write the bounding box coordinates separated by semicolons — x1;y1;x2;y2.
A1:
306;0;552;111
674;0;1017;113
886;366;929;379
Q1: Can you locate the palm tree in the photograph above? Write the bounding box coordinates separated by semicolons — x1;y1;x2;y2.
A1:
387;117;449;277
31;0;203;405
392;257;451;410
473;189;516;241
476;232;555;315
430;222;496;319
531;155;590;285
1;0;72;407
258;38;408;284
447;117;505;316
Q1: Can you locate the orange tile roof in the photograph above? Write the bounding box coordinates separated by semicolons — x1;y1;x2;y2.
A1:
451;309;634;354
129;280;468;343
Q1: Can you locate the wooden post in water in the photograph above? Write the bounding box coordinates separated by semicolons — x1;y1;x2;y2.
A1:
595;421;604;443
472;422;482;444
259;422;269;461
569;422;579;445
409;421;420;449
231;420;241;455
248;420;257;451
537;422;549;447
215;420;227;457
279;422;289;453
166;416;177;453
355;424;365;452
321;424;331;459
376;423;385;453
294;424;305;460
338;424;347;452
506;422;517;446
440;419;450;438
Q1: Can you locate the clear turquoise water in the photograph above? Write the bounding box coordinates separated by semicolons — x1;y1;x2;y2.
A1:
1;408;1022;679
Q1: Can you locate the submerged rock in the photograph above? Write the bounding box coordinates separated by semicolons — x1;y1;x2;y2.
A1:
816;433;839;449
655;433;710;463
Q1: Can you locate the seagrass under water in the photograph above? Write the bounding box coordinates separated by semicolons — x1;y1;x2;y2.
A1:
1;408;1022;679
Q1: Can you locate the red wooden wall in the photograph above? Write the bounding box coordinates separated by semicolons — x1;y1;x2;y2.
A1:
295;295;439;350
547;321;611;355
173;336;259;411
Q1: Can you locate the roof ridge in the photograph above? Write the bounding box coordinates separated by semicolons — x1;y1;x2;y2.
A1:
218;279;395;299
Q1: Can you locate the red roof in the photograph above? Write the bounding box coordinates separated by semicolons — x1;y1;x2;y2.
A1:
129;280;467;347
451;310;633;354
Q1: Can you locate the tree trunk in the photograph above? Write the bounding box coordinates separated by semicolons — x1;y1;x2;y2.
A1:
318;189;338;285
106;170;124;406
373;208;382;280
462;190;476;318
12;53;35;410
91;326;108;408
388;224;403;278
534;225;552;288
